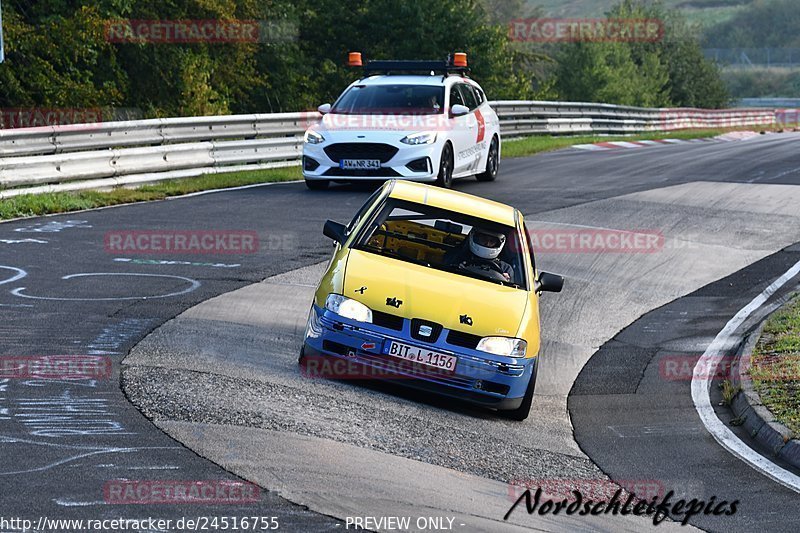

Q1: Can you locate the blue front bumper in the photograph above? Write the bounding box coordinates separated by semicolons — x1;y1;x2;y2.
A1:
302;305;536;410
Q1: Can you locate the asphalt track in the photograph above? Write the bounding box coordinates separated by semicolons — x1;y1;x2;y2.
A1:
1;132;799;532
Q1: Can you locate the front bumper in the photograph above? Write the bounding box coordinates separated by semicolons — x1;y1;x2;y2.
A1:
302;305;536;410
302;140;441;182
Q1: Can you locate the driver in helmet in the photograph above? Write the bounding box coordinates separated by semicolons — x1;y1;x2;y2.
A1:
444;227;514;283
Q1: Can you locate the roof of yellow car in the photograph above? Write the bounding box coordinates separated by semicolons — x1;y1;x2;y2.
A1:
387;181;517;226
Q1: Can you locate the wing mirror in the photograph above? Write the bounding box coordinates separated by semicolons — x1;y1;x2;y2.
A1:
318;103;332;115
323;220;347;244
536;271;564;294
450;104;470;117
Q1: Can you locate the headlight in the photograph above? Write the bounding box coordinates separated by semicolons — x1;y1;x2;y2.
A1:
477;337;527;357
400;132;437;145
304;129;325;144
325;294;373;323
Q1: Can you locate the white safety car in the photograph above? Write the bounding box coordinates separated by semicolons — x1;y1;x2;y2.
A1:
302;53;501;190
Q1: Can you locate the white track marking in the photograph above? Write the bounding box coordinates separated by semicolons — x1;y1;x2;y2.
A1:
0;266;27;286
114;257;241;269
692;259;800;493
0;434;183;476
11;273;200;301
54;498;107;507
173;179;303;199
14;220;91;233
0;239;48;244
610;141;645;148
571;144;609;151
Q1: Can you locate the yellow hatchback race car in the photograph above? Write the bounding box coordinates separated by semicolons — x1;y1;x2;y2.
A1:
301;180;563;420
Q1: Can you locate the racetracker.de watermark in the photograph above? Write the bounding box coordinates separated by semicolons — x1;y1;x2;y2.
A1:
508;18;664;43
660;354;800;382
300;354;451;380
777;109;800;128
304;108;490;133
527;229;664;254
104;480;260;504
104;231;259;255
0;108;104;129
104;19;298;44
0;356;111;379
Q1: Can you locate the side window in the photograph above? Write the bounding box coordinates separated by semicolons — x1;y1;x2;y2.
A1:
472;86;485;106
459;84;478;110
449;85;465;108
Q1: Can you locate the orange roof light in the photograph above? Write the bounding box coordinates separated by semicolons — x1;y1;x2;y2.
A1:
348;52;363;67
453;53;468;68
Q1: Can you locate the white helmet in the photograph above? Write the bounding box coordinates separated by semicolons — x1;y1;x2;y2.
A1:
468;227;506;260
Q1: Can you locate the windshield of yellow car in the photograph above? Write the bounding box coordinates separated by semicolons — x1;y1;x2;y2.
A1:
353;199;527;289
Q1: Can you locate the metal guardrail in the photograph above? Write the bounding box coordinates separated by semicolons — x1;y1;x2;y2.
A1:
0;102;786;199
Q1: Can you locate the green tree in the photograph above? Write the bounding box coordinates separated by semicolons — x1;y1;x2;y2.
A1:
294;0;536;105
704;0;800;49
608;0;728;107
554;41;667;107
0;0;541;117
0;4;125;108
553;0;728;108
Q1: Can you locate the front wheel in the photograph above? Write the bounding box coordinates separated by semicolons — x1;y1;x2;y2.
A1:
305;179;329;190
436;143;454;189
476;136;499;182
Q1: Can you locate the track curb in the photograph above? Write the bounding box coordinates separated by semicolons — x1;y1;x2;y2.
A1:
732;311;800;470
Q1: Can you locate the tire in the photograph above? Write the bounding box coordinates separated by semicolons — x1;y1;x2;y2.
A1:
476;136;499;182
305;179;329;190
502;368;536;421
436;143;454;189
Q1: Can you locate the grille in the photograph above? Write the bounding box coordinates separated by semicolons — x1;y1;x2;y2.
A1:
372;311;404;331
446;329;482;349
410;319;443;343
324;143;399;163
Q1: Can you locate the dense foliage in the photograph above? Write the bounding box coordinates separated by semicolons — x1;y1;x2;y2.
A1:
554;0;728;108
704;0;800;49
0;0;730;118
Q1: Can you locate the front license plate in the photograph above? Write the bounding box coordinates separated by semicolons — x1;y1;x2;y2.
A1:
386;341;457;372
340;159;381;170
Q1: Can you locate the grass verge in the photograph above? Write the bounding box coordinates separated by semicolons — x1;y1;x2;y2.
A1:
750;294;800;436
0;166;301;221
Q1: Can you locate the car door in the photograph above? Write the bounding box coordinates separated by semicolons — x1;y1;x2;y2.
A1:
456;83;485;175
471;84;499;154
447;83;474;175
